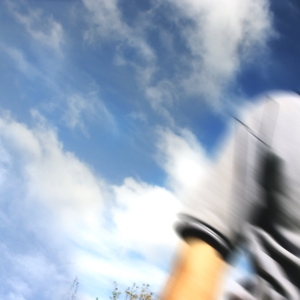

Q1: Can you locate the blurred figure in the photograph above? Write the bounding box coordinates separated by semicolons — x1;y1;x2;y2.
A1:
161;92;300;300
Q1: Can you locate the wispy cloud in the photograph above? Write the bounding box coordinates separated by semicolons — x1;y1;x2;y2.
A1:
81;0;274;115
1;41;115;136
62;93;116;135
129;111;147;123
7;0;64;52
2;45;40;78
81;0;173;119
83;0;155;60
4;47;31;74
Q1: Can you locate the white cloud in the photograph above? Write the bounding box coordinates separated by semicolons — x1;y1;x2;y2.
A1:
1;45;44;81
112;178;180;263
0;243;70;300
71;175;181;297
0;111;107;298
62;93;116;135
0;110;105;250
0;106;225;299
75;247;170;295
81;0;273;113
82;0;155;63
156;127;209;195
166;0;273;103
101;128;210;294
4;47;31;74
81;0;173;119
129;111;147;123
1;43;115;136
0;111;189;298
0;142;10;188
7;1;64;52
0;95;214;300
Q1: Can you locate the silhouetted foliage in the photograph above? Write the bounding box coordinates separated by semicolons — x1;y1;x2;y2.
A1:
65;277;79;300
106;282;157;300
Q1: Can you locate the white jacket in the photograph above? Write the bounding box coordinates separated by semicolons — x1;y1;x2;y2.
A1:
177;91;300;259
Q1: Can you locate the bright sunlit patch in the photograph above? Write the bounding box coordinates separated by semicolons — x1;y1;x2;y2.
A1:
174;154;205;189
157;128;209;192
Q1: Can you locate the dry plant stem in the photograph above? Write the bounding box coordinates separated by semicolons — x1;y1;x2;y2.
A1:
161;238;226;300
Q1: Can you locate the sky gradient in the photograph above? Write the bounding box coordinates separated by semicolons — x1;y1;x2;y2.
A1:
1;0;300;299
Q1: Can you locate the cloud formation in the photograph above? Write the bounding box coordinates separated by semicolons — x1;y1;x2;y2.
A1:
0;111;104;223
156;127;209;195
0;111;208;298
0;111;105;299
62;93;116;135
7;0;64;52
81;0;273;114
168;0;273;101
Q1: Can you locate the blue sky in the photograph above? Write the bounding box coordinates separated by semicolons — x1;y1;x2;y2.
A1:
1;0;300;299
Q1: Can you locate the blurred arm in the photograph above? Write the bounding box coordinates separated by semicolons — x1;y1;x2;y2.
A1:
161;238;226;300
